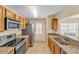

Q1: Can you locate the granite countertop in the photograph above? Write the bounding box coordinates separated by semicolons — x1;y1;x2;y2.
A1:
0;47;14;54
49;34;79;54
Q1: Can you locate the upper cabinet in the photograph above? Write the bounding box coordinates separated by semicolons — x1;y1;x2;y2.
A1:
23;19;26;29
0;6;29;32
52;18;58;30
5;9;15;19
0;6;5;32
15;15;21;21
25;19;29;24
20;17;24;29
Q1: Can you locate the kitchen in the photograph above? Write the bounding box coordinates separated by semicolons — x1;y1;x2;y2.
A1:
0;5;79;54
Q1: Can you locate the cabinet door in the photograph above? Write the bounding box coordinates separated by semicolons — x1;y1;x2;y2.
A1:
16;15;21;21
48;37;55;54
25;19;29;24
51;40;55;54
23;19;26;29
52;18;58;30
0;6;5;32
54;43;61;54
20;17;24;29
48;37;51;49
25;35;30;49
6;10;15;19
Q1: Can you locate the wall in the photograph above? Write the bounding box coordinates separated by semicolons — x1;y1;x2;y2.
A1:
56;5;79;20
47;5;79;34
30;18;47;42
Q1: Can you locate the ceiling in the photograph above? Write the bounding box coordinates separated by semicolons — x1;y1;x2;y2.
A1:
6;5;66;18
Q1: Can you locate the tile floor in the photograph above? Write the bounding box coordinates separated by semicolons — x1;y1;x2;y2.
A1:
26;41;51;54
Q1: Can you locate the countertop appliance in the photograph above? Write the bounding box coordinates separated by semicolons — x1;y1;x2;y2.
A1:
4;17;20;30
0;34;26;54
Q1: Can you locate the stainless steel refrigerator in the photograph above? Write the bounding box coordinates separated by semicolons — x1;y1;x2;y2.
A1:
22;24;35;47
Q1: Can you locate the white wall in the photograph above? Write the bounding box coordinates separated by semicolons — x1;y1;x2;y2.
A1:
47;5;79;34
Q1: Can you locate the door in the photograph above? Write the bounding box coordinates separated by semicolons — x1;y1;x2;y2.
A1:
34;20;46;41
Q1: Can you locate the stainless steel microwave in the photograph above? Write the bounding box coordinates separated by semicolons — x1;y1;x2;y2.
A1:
4;17;20;30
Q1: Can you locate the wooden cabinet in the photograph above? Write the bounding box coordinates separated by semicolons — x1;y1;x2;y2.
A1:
48;37;54;53
25;35;31;49
54;43;61;54
51;40;55;54
15;15;21;21
48;37;51;48
20;17;24;29
5;9;15;19
23;19;26;29
20;17;27;29
25;19;29;24
52;18;58;30
48;36;61;54
0;6;5;32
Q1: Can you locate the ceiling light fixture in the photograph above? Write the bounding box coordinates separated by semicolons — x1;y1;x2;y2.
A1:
27;6;38;18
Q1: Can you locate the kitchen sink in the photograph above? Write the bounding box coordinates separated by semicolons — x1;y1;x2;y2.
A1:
53;38;70;45
58;41;69;45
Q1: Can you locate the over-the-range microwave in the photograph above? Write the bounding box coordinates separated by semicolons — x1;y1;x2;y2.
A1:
4;17;20;30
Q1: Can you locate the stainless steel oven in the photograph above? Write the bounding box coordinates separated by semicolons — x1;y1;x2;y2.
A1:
0;34;26;54
15;39;26;54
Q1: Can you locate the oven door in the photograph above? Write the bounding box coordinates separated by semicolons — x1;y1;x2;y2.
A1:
15;40;26;54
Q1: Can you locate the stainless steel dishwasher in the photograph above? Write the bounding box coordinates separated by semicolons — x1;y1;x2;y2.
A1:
14;39;26;54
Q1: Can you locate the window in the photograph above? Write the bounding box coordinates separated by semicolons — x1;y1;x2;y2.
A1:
60;23;78;40
35;23;42;34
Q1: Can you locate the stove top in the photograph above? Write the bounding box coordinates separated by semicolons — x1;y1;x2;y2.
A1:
1;38;25;47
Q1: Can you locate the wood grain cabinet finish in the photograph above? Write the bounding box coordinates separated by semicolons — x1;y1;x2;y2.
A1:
25;35;31;49
48;37;55;54
20;17;27;29
0;6;5;32
48;37;61;54
52;18;58;30
15;15;21;21
23;19;26;29
54;43;61;54
20;17;24;29
51;40;55;54
6;10;15;19
48;37;51;48
25;19;29;24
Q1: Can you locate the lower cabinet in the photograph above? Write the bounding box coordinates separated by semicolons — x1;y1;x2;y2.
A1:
50;41;55;54
48;37;61;54
48;37;55;54
25;35;31;49
54;43;61;54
